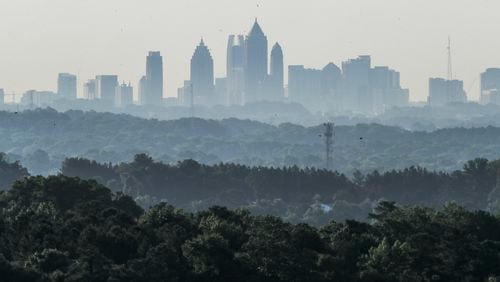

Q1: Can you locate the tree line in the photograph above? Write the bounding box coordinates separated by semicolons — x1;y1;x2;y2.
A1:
58;154;500;225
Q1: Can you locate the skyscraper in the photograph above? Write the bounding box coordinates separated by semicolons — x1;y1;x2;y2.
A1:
227;35;246;105
480;68;500;105
57;73;77;100
190;39;214;105
0;89;4;105
245;19;268;103
215;78;227;105
288;65;322;108
227;35;246;77
144;51;163;106
268;43;284;101
321;63;341;98
83;79;97;100
428;78;467;107
138;76;147;105
21;90;57;107
369;66;409;111
177;80;193;107
95;75;118;104
341;55;372;112
320;63;342;111
115;82;134;108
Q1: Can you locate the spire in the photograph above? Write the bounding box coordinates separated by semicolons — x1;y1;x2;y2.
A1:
249;19;264;36
192;37;212;60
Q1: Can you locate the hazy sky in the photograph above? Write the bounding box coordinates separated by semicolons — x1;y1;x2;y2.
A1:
1;0;500;102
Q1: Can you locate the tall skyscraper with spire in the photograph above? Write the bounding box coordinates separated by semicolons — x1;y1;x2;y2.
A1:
245;19;268;103
190;39;214;105
269;43;284;100
226;35;246;105
143;51;163;106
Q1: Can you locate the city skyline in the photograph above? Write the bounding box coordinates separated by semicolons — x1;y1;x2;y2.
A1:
2;0;500;101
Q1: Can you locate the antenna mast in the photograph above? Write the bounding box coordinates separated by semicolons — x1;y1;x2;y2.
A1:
323;123;334;170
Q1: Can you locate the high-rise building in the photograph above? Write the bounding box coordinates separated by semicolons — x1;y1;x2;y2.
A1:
369;66;409;111
20;90;57;107
227;35;246;105
288;65;322;108
57;73;77;99
268;43;284;101
480;68;500;105
245;19;268;103
177;80;192;107
428;78;467;107
190;39;214;105
115;82;134;108
321;63;341;98
227;35;246;76
320;63;342;111
83;79;97;100
95;75;118;104
215;78;227;105
144;51;164;106
138;76;147;105
0;89;4;105
341;55;372;112
343;55;371;81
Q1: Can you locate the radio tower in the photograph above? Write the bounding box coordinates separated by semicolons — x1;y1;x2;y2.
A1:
447;36;453;80
323;123;334;170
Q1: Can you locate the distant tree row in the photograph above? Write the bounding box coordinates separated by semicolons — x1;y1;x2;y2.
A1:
5;108;500;175
1;175;500;281
60;154;500;225
0;153;29;189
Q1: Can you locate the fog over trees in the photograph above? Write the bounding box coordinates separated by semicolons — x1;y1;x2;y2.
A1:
4;108;500;176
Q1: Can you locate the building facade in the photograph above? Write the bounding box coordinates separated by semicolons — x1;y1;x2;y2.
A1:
190;39;214;106
288;65;322;109
428;78;467;107
245;20;268;103
480;68;500;105
143;51;163;106
115;82;134;108
57;73;77;100
226;35;246;105
268;43;284;101
21;90;58;107
95;75;118;104
83;79;97;100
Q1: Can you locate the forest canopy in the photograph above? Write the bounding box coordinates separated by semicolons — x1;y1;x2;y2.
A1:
0;175;499;281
